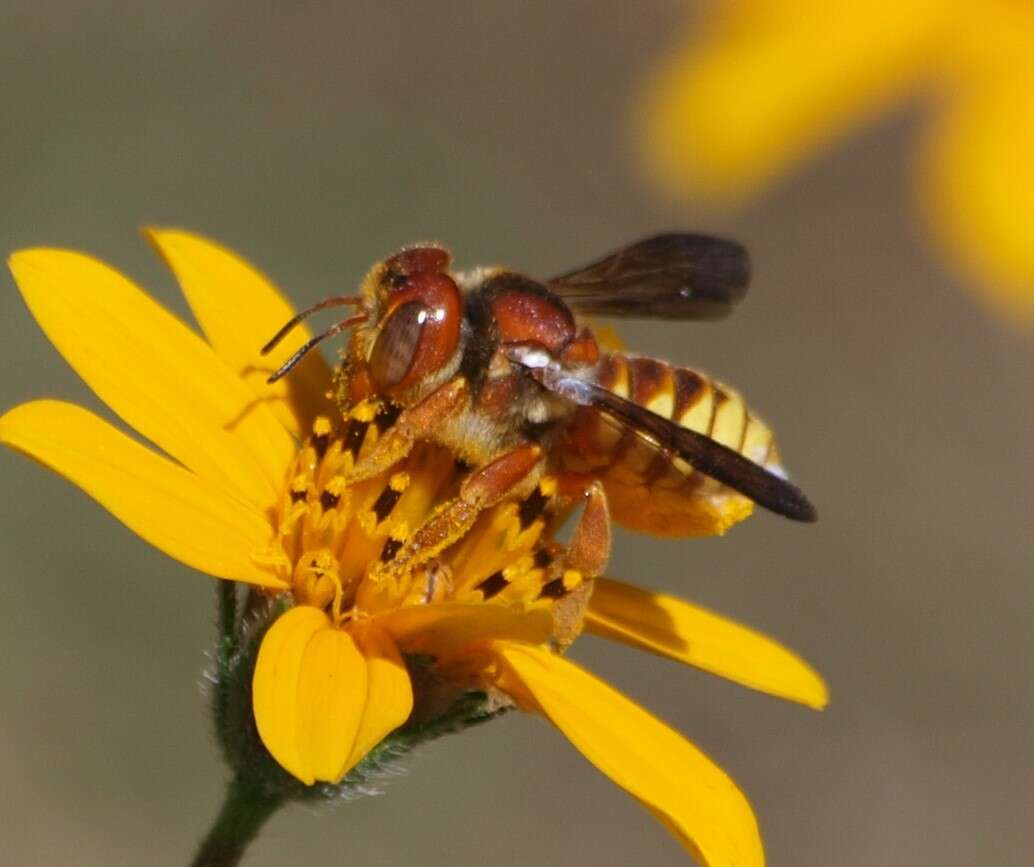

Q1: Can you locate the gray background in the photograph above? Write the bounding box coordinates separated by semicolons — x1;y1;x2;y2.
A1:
1;3;1030;866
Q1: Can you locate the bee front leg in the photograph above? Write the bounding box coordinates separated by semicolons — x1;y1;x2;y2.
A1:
373;442;544;582
347;377;469;484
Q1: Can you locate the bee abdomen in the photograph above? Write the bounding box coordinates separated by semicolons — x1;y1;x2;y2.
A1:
561;354;782;535
607;354;776;466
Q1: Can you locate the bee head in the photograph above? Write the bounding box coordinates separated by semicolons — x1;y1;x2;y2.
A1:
366;245;463;397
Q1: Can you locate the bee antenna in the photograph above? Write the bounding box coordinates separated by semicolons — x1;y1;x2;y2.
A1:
260;295;363;356
266;313;367;384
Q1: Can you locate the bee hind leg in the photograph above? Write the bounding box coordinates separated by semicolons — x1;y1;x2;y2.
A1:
547;478;611;649
562;479;611;579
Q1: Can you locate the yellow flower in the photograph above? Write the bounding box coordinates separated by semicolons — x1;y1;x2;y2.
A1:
1;230;827;867
638;0;1034;325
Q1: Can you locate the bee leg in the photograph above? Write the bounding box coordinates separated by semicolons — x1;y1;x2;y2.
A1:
563;480;611;579
549;479;611;649
373;442;543;582
347;377;469;484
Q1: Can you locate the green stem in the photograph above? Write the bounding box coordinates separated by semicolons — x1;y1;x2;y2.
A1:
213;581;238;728
190;775;284;867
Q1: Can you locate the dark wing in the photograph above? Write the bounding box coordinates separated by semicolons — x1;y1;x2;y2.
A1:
523;362;816;522
547;233;751;320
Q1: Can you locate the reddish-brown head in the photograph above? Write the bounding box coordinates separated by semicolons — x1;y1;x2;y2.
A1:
369;246;462;396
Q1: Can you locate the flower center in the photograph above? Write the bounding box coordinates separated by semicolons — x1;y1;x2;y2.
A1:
267;400;590;640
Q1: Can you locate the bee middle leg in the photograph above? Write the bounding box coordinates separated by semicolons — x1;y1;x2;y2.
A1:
372;442;543;582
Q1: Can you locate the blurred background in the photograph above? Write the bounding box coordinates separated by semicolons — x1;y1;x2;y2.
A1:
1;3;1031;866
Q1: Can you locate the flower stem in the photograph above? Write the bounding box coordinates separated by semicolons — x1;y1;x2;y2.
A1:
190;775;284;867
213;581;240;729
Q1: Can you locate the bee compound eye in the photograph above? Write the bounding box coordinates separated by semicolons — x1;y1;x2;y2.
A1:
370;270;462;395
370;301;429;391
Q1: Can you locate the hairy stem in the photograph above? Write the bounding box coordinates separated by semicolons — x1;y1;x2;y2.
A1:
189;775;284;867
212;581;238;728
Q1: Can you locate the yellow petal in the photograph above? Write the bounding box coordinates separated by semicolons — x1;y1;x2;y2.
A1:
253;606;331;784
377;602;553;659
253;606;370;784
0;400;283;588
917;13;1034;326
295;626;368;783
347;624;414;770
145;228;335;434
490;641;763;867
585;578;827;710
638;0;956;200
8;248;294;511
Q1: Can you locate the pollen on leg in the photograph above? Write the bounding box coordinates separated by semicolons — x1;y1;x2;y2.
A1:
268;415;459;616
446;476;560;588
264;414;603;645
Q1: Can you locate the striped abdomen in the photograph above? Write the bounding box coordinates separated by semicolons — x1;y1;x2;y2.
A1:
557;353;785;537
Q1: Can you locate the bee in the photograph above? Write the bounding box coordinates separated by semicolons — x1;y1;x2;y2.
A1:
262;234;815;580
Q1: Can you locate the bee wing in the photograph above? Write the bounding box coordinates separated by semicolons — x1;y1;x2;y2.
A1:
547;233;750;320
526;364;816;522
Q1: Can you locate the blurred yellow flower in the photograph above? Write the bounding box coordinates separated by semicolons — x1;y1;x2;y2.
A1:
639;0;1034;325
2;231;827;866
